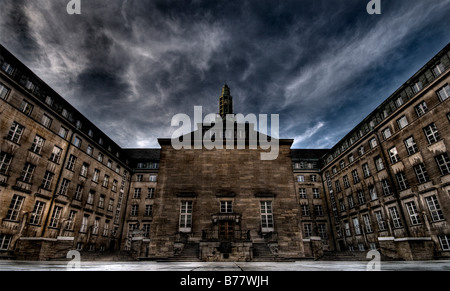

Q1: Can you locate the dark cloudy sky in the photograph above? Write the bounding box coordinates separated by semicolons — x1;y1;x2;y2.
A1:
1;0;449;149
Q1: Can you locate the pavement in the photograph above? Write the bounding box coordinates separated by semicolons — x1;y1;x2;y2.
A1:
1;260;449;271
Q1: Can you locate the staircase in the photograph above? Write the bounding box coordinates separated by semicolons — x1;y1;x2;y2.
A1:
163;243;200;262
252;243;277;261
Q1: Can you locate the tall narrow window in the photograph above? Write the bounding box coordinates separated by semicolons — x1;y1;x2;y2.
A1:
0;82;11;100
7;122;25;143
425;195;444;222
396;172;409;190
41;114;52;128
30;135;45;154
405;201;421;225
435;153;450;175
415;101;428;117
80;215;89;233
375;211;386;231
423;123;440;144
66;211;77;230
437;84;450;101
58;179;70;196
179;201;193;232
49;206;63;228
374;156;384;171
362;163;371;177
381;179;392;196
29;201;46;225
404;136;418;155
49;146;62;163
260;201;274;232
20;162;36;183
66;155;77;171
363;214;372;233
352;170;360;184
352;217;361;235
0;151;13;175
389;206;402;228
413;163;429;184
388;147;400;164
369;185;378;201
41;171;54;190
6;195;25;221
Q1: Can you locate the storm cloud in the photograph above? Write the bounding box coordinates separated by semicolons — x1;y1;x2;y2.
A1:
1;0;449;148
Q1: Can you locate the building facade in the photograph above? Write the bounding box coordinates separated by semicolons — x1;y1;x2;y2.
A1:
0;43;449;261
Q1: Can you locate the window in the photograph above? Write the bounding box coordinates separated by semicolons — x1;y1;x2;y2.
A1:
102;175;109;188
415;101;428;117
7;122;25;143
301;204;310;216
143;224;151;238
369;185;378;200
389;206;402;228
0;83;11;100
304;224;312;238
108;199;114;212
92;218;99;235
363;214;372;233
340;160;345;169
318;224;327;241
261;201;274;232
103;221;110;236
0;235;12;250
425;195;444;222
369;137;377;149
352;170;360;184
97;153;104;162
395;97;404;108
41;114;52;128
357;191;365;205
30;135;45;154
362;163;371;177
381;179;392;196
80;163;89;177
20;99;34;115
358;146;365;156
437;84;450;101
92;169;100;182
145;205;153;216
66;155;77;171
0;151;13;175
73;136;82;148
388;147;400;164
297;175;304;182
332;166;337;174
344;222;351;236
59;126;68;139
339;199;346;211
220;201;233;213
74;184;83;200
335;180;341;192
397;115;408;129
107;159;112;168
413;163;429;184
20;162;35;183
29;201;46;225
111;179;118;192
49;146;62;163
315;205;324;216
87;191;95;205
396;172;409;190
412;81;423;94
405;201;421;225
49;206;63;228
299;188;307;198
6;195;25;221
58;178;70;196
149;175;157;182
439;235;450;251
382;127;392;139
432;63;445;77
310;175;317;182
66;210;76;230
374;156;384;171
147;188;155;198
404;136;418;155
41;171;54;190
348;195;355;208
423;123;440;144
348;154;354;163
343;175;350;188
179;201;193;232
136;174;143;182
133;188;141;199
375;211;386;231
353;217;361;235
98;195;105;209
435;153;450;175
87;145;93;156
312;188;320;199
80;215;89;233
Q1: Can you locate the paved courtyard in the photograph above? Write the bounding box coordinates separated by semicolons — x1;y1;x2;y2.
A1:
0;260;449;271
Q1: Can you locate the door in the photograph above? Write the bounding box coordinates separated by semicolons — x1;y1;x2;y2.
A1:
218;220;234;240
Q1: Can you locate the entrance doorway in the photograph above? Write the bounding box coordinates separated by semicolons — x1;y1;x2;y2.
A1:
218;220;234;240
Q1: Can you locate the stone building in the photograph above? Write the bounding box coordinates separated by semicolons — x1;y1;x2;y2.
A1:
0;43;449;261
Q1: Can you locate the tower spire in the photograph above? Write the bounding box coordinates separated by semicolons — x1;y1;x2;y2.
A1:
219;83;233;119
